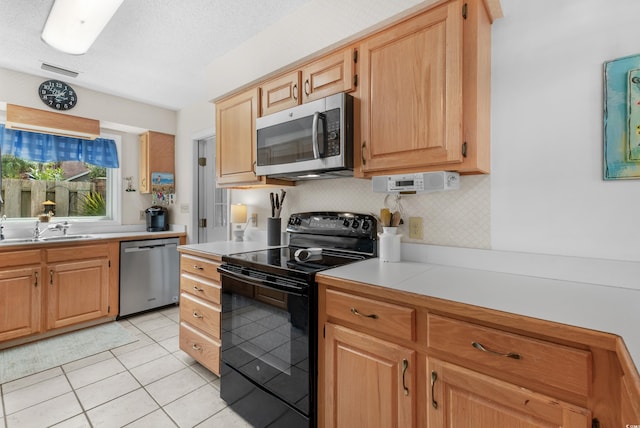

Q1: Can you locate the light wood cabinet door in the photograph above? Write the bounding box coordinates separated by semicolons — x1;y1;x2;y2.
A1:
0;266;41;341
324;323;415;428
215;87;262;186
428;358;592;428
47;258;109;330
359;0;463;174
260;71;301;116
139;131;175;194
301;48;356;103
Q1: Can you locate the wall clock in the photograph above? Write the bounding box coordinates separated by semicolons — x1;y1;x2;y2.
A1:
38;79;77;111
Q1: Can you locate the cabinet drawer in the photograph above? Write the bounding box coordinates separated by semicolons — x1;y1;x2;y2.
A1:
180;292;220;339
180;322;220;375
180;273;220;304
427;314;592;397
325;289;415;341
180;254;220;281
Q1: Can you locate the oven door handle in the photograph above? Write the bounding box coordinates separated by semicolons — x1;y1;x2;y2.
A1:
217;265;309;296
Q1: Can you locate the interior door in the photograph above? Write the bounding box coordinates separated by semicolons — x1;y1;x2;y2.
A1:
197;136;228;243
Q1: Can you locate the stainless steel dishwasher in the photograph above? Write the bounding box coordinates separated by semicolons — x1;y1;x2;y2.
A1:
119;237;180;317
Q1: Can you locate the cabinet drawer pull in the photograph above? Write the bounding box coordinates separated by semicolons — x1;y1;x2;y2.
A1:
192;343;202;351
431;371;438;409
293;83;298;100
192;311;203;319
193;265;204;271
472;341;521;360
401;359;409;396
193;285;204;292
304;79;310;96
34;271;39;287
350;307;378;319
361;141;367;165
49;269;54;285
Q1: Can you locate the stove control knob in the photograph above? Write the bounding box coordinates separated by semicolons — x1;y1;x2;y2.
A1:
295;217;302;225
361;220;370;230
342;218;350;227
351;220;360;229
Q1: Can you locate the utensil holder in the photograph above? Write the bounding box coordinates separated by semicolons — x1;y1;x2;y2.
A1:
378;227;401;262
267;217;281;246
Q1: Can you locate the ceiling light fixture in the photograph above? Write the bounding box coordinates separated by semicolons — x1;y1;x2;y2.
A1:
41;0;124;55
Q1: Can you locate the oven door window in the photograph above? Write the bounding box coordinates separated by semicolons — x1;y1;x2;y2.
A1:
221;275;311;415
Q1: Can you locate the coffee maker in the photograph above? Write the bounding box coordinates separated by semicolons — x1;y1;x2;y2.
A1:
145;206;169;232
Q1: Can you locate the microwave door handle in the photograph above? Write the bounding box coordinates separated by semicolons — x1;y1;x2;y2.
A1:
311;111;324;159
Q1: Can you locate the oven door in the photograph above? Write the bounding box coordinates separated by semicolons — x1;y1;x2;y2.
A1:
218;264;315;427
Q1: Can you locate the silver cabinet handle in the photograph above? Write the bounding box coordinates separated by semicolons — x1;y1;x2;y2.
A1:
304;79;310;96
472;341;521;360
193;285;204;292
192;265;204;271
293;83;298;100
350;307;378;319
402;359;409;396
192;311;203;319
431;371;438;409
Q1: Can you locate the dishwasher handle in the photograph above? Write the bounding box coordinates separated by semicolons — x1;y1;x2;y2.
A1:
123;243;177;253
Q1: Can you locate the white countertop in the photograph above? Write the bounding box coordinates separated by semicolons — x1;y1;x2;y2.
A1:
170;239;640;371
320;257;640;371
178;241;276;256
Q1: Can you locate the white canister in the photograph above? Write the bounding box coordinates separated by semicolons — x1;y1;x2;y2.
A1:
378;227;402;262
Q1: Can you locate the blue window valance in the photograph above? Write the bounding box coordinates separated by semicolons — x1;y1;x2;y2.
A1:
0;124;119;168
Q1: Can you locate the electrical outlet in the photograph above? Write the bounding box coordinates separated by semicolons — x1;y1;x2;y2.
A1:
409;217;423;240
250;213;258;226
139;210;145;221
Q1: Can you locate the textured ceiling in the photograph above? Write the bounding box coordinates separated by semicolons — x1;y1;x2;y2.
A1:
0;0;313;110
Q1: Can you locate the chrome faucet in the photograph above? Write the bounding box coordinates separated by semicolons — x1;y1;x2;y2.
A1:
33;220;42;240
48;221;70;235
0;215;6;240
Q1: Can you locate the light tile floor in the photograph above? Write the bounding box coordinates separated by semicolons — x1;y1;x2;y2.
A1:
0;306;252;428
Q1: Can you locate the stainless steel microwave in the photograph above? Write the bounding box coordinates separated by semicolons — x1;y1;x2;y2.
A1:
256;92;353;181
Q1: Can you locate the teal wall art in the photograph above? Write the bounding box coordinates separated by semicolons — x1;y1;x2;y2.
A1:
604;53;640;179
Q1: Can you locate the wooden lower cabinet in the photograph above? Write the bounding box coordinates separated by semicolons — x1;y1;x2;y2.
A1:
324;323;415;428
427;358;591;428
46;258;109;330
0;265;41;341
178;251;222;375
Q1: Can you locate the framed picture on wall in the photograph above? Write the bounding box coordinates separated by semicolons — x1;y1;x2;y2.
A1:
603;53;640;179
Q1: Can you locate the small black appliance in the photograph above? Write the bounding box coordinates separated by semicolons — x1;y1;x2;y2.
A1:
145;206;169;232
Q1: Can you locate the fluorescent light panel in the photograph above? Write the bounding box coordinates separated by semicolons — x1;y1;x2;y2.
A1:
41;62;79;78
41;0;124;55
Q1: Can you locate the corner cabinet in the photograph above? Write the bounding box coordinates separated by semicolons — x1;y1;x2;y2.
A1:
139;131;175;193
358;0;496;176
0;250;42;342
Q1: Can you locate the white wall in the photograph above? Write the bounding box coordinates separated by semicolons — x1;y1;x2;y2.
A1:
490;0;640;262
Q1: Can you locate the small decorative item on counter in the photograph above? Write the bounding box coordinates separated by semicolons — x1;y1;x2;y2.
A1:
124;176;136;192
379;208;401;227
378;226;402;262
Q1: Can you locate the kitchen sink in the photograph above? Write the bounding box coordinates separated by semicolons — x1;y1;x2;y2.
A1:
0;234;96;244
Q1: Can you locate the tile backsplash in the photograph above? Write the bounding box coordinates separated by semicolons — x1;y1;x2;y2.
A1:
232;174;490;249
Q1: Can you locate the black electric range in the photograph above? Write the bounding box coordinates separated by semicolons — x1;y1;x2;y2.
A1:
218;212;377;428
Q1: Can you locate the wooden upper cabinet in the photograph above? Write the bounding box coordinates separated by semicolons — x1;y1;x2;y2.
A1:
215;87;262;186
259;47;357;116
260;71;302;116
139;131;175;193
301;48;356;104
359;0;463;175
358;0;493;176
